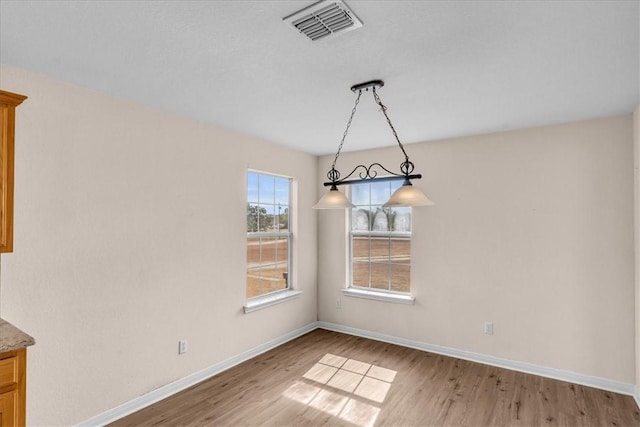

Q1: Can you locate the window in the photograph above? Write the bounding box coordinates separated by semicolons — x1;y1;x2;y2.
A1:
246;171;292;299
349;180;411;293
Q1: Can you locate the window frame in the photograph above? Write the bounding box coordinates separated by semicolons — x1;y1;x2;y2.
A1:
346;180;416;304
245;170;293;304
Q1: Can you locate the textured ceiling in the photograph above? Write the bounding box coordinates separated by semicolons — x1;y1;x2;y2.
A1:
1;1;638;155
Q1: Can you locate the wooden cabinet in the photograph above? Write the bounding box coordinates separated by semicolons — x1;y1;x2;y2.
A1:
0;349;26;426
0;390;16;427
0;90;27;253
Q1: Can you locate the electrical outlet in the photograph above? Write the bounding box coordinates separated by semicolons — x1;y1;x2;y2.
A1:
484;322;494;335
179;339;188;354
336;298;341;309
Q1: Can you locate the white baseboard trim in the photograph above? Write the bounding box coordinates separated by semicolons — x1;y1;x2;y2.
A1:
76;321;319;427
317;321;636;398
78;320;638;425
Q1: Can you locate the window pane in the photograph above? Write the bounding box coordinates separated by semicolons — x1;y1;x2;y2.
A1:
371;207;390;231
275;237;289;289
352;261;370;287
390;180;402;193
261;236;288;293
260;236;278;266
247;172;259;203
370;236;390;259
352;208;372;231
370;261;390;290
274;177;289;205
246;275;262;298
247;235;260;263
390;236;410;263
351;183;370;206
258;204;274;232
390;236;410;292
257;265;278;295
259;174;275;204
352;235;370;287
391;207;411;232
352;236;370;260
246;236;262;298
390;263;410;293
247;203;262;232
370;181;392;205
275;204;289;232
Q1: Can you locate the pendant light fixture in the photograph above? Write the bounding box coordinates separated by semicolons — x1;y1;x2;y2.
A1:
313;80;434;209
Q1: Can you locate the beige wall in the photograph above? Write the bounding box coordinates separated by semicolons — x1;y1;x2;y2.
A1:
1;63;636;423
634;105;639;394
318;115;635;383
0;65;318;425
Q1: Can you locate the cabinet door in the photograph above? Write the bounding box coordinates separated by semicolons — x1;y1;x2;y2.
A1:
0;90;27;253
0;390;16;427
0;104;12;253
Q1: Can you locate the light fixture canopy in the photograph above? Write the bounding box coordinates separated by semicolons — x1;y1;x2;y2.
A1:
314;80;434;209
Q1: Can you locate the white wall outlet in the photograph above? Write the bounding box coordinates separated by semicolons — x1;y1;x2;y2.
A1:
336;298;341;309
484;322;494;335
178;339;188;354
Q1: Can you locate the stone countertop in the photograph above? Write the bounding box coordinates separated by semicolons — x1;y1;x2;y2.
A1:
0;318;34;353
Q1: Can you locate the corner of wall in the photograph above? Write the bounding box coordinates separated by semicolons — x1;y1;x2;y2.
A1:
314;155;323;322
634;105;640;396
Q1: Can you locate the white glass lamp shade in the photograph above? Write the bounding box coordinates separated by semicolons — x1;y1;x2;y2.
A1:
313;186;354;209
383;180;434;207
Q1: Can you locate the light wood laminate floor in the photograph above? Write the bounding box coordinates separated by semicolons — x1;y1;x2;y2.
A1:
112;329;640;426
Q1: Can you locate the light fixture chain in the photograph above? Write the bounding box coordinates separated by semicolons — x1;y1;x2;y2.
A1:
372;87;409;162
330;89;363;173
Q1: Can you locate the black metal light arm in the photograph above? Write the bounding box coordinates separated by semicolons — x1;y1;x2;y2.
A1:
324;173;422;187
323;161;421;187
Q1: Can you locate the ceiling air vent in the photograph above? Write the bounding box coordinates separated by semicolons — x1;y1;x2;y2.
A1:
283;0;363;42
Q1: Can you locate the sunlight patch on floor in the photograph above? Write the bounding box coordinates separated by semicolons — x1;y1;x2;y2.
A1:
282;380;321;405
328;369;362;393
309;388;349;416
283;353;397;427
303;362;338;384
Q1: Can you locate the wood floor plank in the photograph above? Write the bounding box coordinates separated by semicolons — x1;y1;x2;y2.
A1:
111;329;640;426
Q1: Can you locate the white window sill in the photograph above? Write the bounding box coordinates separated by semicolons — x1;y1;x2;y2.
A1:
342;288;415;305
243;289;302;314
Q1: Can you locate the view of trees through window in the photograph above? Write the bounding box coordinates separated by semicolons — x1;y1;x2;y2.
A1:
247;204;289;232
350;180;411;293
246;172;291;298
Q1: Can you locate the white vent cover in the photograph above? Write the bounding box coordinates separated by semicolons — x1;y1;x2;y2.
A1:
283;0;363;42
